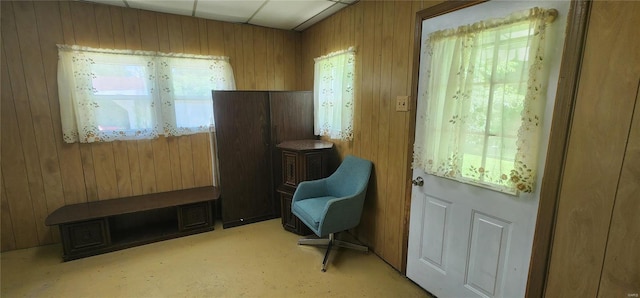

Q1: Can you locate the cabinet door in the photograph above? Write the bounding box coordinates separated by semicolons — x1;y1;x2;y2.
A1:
213;91;274;228
279;190;311;236
178;202;213;231
269;91;315;144
60;219;110;259
302;151;329;181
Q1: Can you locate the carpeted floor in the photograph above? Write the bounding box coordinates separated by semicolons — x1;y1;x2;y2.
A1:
1;219;431;297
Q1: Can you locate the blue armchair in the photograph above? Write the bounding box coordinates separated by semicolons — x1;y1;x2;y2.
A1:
291;154;372;271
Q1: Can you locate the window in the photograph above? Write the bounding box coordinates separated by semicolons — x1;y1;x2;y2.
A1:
57;45;235;143
413;8;557;194
88;54;158;137
313;47;355;141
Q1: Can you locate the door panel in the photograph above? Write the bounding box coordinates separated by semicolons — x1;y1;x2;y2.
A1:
269;91;314;144
466;212;510;297
419;195;450;271
213;91;273;228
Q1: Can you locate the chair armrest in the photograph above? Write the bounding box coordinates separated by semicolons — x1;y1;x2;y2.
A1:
318;194;364;236
292;178;329;203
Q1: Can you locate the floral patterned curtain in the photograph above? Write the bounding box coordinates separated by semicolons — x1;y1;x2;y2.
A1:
413;8;557;195
57;45;235;143
313;47;355;141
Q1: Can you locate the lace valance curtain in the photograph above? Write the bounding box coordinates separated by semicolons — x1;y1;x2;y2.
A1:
413;8;557;195
57;45;236;143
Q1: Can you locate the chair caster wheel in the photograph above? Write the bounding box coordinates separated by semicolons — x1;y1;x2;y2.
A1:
321;269;326;272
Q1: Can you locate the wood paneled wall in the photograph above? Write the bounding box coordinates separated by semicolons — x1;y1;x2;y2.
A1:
0;1;302;251
545;1;640;296
302;0;640;286
300;1;438;270
2;2;637;292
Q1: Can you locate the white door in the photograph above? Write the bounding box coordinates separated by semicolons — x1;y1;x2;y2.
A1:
406;1;570;297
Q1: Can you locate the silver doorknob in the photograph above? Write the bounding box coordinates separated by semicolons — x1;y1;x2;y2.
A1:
412;177;424;186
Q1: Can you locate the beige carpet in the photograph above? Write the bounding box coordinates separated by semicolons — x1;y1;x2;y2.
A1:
1;219;430;297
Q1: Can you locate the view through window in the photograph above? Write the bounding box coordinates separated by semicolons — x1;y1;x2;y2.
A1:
413;8;557;194
57;45;236;143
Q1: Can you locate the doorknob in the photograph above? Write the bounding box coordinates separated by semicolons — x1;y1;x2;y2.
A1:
412;177;424;186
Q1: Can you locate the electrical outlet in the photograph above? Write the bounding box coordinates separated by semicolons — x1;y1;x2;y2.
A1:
396;96;409;112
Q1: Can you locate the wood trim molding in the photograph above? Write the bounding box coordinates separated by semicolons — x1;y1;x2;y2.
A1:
526;0;592;296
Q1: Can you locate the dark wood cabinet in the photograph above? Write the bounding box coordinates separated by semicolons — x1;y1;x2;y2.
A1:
212;91;315;229
46;187;219;261
276;140;333;235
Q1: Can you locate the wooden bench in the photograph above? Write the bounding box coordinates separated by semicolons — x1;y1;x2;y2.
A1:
45;186;220;261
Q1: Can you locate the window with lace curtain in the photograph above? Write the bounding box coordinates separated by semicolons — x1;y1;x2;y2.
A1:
413;8;557;195
57;45;236;143
313;47;355;141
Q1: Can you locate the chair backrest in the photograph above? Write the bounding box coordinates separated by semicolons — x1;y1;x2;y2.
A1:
326;155;373;198
314;155;372;235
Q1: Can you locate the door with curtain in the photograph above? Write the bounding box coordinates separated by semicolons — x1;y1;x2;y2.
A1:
406;1;570;297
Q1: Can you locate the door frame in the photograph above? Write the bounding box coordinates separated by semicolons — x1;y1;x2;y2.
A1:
401;1;592;297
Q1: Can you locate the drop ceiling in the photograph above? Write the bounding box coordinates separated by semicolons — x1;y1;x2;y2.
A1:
83;0;358;31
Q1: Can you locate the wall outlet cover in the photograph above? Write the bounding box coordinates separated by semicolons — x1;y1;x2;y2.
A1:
396;96;409;112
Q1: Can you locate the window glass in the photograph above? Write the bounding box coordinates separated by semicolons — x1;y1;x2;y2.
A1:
57;45;236;143
413;8;557;194
170;63;214;129
91;62;154;132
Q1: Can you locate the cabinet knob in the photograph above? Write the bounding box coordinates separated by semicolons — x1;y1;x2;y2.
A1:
412;177;424;186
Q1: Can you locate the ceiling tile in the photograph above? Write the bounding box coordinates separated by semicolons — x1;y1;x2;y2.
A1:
249;0;333;30
126;0;196;17
195;1;265;23
294;2;346;31
81;0;355;32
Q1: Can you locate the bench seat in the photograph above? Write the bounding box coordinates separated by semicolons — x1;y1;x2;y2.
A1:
45;186;220;261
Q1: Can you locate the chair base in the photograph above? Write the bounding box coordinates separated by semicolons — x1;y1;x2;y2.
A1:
298;233;368;272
